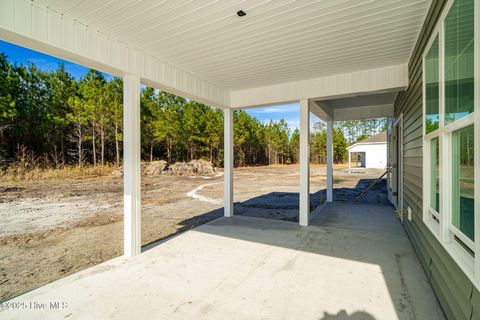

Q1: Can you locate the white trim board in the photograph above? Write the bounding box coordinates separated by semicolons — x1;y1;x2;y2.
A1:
230;64;408;108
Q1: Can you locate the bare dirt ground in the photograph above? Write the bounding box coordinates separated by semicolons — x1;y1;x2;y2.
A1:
0;164;387;300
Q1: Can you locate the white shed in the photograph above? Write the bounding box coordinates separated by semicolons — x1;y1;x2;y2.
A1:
347;132;387;169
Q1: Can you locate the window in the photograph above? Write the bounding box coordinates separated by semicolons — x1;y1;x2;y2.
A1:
451;126;475;243
425;36;440;133
424;32;441;223
423;0;478;286
444;0;475;125
430;137;440;215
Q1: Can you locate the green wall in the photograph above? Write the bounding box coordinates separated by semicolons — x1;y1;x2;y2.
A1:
393;0;480;319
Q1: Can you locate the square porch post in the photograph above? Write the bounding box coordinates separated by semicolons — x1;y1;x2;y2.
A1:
123;74;141;257
326;120;333;202
299;99;310;226
224;108;234;217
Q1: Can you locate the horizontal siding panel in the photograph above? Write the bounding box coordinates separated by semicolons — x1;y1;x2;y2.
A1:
472;287;480;316
406;215;473;320
404;174;422;189
404;114;422;136
430;271;457;320
404;124;422;143
405;221;431;269
404;137;423;150
404;146;422;158
404;157;423;168
404;164;422;177
404;101;422;126
404;185;423;210
430;262;472;320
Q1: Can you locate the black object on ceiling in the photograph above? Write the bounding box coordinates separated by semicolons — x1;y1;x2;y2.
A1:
237;10;247;17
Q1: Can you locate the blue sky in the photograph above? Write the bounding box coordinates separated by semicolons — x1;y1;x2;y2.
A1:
0;40;112;81
0;40;306;130
243;104;300;132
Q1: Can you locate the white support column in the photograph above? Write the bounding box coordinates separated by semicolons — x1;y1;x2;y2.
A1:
299;99;310;226
123;74;141;257
224;108;234;217
348;151;351;169
326;120;334;202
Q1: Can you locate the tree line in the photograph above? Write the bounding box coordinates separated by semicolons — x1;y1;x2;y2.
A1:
1;54;387;169
339;119;388;144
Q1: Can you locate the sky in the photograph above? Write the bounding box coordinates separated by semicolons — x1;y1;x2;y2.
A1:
0;40;305;131
243;104;300;132
0;40;112;81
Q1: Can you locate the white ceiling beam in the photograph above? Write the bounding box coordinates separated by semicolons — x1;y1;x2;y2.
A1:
309;100;333;121
0;0;230;108
333;104;394;121
230;64;408;108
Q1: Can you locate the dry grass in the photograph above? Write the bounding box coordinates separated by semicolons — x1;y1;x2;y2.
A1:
0;164;116;185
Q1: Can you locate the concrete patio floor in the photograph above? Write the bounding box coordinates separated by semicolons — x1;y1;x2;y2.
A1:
1;202;444;320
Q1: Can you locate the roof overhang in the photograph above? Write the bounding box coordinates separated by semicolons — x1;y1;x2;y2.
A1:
0;0;430;109
312;91;399;122
347;141;387;151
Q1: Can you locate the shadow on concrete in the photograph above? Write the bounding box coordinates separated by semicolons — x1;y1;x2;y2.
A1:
320;310;376;320
143;174;445;319
145;200;443;319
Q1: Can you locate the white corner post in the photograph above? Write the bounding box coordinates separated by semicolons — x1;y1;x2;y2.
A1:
224;108;234;217
326;120;334;202
299;99;310;226
348;151;351;169
123;74;141;257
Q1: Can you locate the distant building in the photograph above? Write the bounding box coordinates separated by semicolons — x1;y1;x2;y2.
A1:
347;132;387;169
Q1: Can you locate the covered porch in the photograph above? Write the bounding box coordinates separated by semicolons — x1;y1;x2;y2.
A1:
0;202;444;320
0;1;446;318
0;0;416;252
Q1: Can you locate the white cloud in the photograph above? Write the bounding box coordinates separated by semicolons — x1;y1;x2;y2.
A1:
246;103;299;114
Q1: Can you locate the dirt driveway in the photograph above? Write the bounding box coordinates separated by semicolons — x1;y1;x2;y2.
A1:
0;164;386;300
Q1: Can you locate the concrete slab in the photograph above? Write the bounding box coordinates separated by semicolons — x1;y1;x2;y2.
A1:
0;203;444;320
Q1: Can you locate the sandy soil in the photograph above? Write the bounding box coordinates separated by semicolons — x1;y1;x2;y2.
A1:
0;164;387;300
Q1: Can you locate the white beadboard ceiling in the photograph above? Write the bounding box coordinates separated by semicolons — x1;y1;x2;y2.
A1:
33;0;431;91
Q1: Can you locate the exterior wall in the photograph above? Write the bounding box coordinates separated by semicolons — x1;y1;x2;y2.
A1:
348;144;387;168
393;0;480;319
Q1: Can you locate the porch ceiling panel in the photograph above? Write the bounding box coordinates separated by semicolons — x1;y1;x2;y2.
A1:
313;91;397;121
32;0;431;91
0;0;230;108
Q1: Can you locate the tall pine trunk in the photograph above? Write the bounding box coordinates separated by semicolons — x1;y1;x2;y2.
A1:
167;141;172;163
115;122;120;166
100;125;105;166
92;124;96;166
61;133;65;166
77;123;83;167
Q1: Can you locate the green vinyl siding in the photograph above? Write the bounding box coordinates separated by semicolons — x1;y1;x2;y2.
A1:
393;0;479;319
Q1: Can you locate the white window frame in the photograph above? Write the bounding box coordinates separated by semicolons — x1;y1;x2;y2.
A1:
422;0;480;289
422;32;442;235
